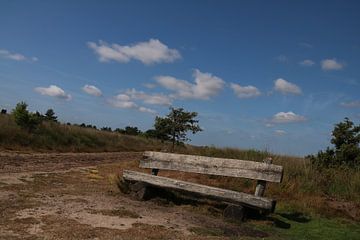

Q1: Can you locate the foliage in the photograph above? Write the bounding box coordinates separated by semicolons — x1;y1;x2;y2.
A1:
308;118;360;168
143;129;160;139
154;107;202;149
44;109;58;122
123;126;142;135
114;126;142;136
153;117;172;141
11;101;42;132
101;126;112;132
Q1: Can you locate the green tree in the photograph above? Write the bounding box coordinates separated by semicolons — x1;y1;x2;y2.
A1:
114;128;125;134
44;109;58;122
101;126;112;132
12;102;42;132
154;107;202;150
124;126;141;135
12;102;30;127
144;129;161;139
153;117;172;142
308;118;360;168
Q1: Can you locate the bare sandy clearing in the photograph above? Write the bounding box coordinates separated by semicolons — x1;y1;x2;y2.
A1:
0;151;266;239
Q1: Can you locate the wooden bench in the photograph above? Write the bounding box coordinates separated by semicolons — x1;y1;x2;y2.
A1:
122;151;283;218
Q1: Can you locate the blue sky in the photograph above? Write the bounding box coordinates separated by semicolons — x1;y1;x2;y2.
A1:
1;0;359;156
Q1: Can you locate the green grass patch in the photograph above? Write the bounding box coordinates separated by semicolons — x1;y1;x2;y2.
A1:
246;210;360;240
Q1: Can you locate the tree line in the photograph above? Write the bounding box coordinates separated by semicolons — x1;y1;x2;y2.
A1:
307;117;360;168
6;101;202;150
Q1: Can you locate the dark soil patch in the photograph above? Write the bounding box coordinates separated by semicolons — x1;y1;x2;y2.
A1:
87;207;140;218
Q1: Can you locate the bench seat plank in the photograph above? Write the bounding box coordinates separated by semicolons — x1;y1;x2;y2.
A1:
123;170;275;211
141;151;283;183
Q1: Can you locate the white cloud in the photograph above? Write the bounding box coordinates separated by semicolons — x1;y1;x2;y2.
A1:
0;49;38;62
192;70;225;99
108;94;156;114
271;111;306;123
125;88;172;106
138;106;157;114
34;85;71;100
87;39;181;65
321;58;344;71
299;59;315;66
108;97;137;109
155;75;192;96
274;130;286;136
82;84;102;97
230;83;261;98
155;69;225;100
340;100;360;108
115;94;131;101
274;78;302;95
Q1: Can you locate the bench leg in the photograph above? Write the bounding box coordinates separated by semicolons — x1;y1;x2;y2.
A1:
129;182;154;201
223;204;246;222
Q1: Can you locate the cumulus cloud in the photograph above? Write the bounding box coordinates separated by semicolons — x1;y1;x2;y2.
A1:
321;58;344;71
340;100;360;108
0;49;38;62
274;130;286;136
108;97;137;109
138;106;157;114
108;94;156;114
115;94;131;101
34;85;71;100
87;39;181;65
155;76;192;96
274;78;302;95
230;83;261;98
82;84;102;97
125;88;172;106
271;111;306;123
299;59;315;66
155;69;225;100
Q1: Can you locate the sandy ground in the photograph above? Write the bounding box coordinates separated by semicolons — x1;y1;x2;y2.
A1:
0;151;267;240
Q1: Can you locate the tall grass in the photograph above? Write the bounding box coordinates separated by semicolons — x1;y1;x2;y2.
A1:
177;146;360;207
0;114;166;152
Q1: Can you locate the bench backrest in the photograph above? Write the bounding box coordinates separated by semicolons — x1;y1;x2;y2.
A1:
141;151;283;183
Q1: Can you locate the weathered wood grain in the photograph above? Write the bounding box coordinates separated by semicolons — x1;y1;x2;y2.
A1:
255;157;273;196
141;151;283;183
123;170;275;210
223;205;245;222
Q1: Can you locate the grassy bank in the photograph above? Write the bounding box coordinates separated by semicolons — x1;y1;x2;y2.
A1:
0;114;166;152
186;146;360;219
